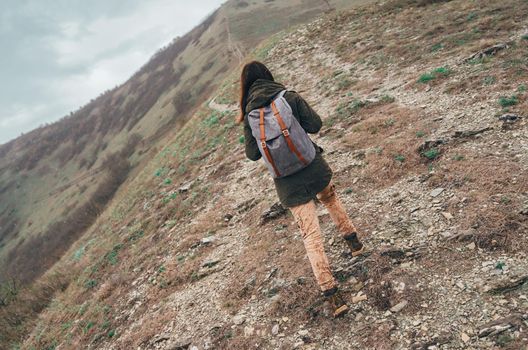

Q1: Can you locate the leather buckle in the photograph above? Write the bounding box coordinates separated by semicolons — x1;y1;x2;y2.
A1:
260;141;267;148
282;129;290;137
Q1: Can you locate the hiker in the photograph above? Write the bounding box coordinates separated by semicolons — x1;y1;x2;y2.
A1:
237;61;366;317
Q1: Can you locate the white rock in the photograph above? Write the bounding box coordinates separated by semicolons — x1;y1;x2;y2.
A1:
201;236;216;244
441;212;453;220
352;295;368;304
427;226;436;236
461;332;470;343
244;326;254;337
440;231;453;238
233;315;246;325
395;282;406;293
298;329;309;336
390;300;408;313
430;188;445;197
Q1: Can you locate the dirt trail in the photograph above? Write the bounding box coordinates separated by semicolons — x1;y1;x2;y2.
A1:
225;16;245;64
208;95;238;114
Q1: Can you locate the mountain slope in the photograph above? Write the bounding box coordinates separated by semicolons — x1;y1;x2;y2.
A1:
0;0;365;286
13;0;528;349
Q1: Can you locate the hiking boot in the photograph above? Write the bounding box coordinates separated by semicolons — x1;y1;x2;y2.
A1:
344;232;365;257
323;287;349;318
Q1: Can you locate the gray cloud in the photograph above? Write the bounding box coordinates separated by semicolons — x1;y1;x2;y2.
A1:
0;0;224;144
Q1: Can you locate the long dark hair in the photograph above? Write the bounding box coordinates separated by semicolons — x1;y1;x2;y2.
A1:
237;61;274;123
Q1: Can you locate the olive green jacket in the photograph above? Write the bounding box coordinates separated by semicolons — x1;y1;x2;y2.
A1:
243;79;332;208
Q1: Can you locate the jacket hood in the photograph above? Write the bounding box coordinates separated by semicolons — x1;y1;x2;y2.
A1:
245;79;286;113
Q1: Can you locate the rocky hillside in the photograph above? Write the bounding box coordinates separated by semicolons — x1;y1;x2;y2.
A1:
6;0;528;349
0;0;361;286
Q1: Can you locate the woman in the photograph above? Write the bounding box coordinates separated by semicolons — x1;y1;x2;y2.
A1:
237;61;366;317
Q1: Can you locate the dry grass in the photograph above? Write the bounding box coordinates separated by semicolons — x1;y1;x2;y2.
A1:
221;211;296;309
0;269;71;349
430;154;528;252
120;308;176;349
21;213;217;348
365;254;394;311
339;104;432;193
358;321;397;350
210;324;260;349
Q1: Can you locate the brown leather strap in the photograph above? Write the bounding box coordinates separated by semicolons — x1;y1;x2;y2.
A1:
260;108;281;177
271;102;308;165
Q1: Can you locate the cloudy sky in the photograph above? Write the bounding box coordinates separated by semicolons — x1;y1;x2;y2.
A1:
0;0;224;144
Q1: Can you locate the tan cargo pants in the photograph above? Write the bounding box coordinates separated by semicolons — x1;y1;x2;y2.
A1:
290;182;357;292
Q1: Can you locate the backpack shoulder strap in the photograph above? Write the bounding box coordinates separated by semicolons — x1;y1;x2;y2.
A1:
259;108;281;177
270;101;309;166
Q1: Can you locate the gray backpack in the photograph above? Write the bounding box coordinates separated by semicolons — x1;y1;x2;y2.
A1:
248;90;316;178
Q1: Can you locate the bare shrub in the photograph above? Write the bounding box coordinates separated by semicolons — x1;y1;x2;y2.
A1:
172;88;194;116
365;254;394;311
429;156;528;252
0;269;71;349
473;211;524;252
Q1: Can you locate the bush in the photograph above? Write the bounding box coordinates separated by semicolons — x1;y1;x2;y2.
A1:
0;278;19;307
483;76;496;85
422;148;440;160
336;75;354;90
431;43;443;52
84;279;97;289
433;67;450;76
466;12;477;21
418;66;451;83
203;113;220;128
105;244;123;266
418;73;435;83
380;95;396;104
498;96;518;107
172;90;193;115
394;155;406;162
